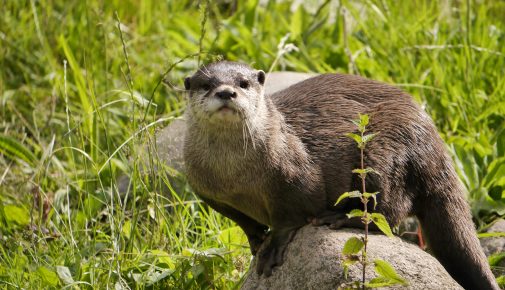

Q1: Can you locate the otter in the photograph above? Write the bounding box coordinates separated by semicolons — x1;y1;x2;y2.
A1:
183;61;498;290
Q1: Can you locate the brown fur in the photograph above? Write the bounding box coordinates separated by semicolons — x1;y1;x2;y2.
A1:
183;61;498;289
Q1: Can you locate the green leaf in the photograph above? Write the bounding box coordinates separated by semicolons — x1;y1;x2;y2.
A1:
0;134;37;166
59;35;93;135
148;199;156;219
56;265;74;285
349;191;363;198
37;266;59;287
346;209;365;219
342;255;360;279
366;276;400;288
359;114;369;127
218;226;248;254
497;275;505;288
335;191;361;205
121;220;132;239
352;168;378;175
345;133;362;145
373;259;407;285
181;248;193;257
488;251;505;266
150;250;176;269
362;192;379;198
290;5;304;39
145;269;173;286
342;237;364;255
478;232;505;238
4;204;30;226
371;213;394;237
342;263;349;279
363;192;379;209
351;119;362;128
362;133;378;144
482;157;505;187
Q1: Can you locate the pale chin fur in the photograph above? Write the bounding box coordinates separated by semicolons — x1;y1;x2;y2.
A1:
188;86;269;149
191;87;266;128
206;98;242;123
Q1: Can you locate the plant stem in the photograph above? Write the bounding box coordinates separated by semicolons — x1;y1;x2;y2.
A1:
361;136;368;290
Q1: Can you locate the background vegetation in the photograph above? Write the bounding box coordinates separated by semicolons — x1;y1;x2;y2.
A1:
1;0;504;288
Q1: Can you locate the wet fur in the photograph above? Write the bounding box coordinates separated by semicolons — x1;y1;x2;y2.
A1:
183;62;498;289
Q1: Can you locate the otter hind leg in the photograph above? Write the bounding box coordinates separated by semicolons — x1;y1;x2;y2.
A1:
256;227;298;276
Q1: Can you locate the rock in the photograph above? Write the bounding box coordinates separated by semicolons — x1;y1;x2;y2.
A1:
149;117;187;173
116;117;188;196
264;71;315;95
242;225;463;290
481;219;505;257
480;219;505;277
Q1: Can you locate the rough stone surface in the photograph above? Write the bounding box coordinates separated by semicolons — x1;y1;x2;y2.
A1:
116;116;187;195
481;219;505;257
242;225;463;290
264;71;315;95
480;219;505;277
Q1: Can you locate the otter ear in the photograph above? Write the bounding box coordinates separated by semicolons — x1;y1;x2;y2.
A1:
184;77;191;90
257;70;265;85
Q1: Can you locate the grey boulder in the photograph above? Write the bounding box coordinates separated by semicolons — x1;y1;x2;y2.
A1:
242;225;463;290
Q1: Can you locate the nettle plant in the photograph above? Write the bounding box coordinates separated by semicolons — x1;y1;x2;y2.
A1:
336;114;407;289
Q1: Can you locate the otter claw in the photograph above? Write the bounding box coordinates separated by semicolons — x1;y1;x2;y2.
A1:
256;242;286;276
255;229;296;276
249;234;268;256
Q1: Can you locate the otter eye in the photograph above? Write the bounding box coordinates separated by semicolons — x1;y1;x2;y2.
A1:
201;83;211;91
239;80;249;89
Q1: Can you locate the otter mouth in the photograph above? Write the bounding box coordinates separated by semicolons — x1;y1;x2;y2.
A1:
217;105;237;113
206;103;243;123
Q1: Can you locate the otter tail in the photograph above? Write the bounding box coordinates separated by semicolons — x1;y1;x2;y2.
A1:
414;160;498;289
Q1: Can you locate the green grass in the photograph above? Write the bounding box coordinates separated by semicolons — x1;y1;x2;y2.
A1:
1;0;504;288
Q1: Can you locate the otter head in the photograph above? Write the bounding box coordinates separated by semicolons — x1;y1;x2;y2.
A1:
184;61;266;128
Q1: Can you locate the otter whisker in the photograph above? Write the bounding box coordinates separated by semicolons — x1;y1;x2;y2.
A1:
244;117;257;151
242;121;249;157
200;64;211;78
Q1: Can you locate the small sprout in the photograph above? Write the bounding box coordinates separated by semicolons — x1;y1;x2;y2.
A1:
338;113;406;289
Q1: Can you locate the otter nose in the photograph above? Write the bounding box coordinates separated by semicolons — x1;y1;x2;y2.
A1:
215;89;237;100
